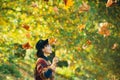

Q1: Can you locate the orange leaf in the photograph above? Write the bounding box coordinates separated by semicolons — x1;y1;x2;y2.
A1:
22;42;32;49
26;33;31;38
22;24;30;30
77;47;81;51
106;0;117;7
77;24;85;31
64;0;67;5
79;2;90;12
98;22;110;37
49;38;57;45
86;40;92;45
53;6;59;14
106;0;114;7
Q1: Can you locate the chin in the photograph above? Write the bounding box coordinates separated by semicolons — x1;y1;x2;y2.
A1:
49;51;52;53
47;54;51;56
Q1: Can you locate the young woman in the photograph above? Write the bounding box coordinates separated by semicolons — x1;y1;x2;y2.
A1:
34;39;58;80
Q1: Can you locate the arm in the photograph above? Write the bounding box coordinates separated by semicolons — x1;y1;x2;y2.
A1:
37;62;53;79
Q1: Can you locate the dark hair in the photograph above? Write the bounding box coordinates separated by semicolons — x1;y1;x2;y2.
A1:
36;49;44;58
35;39;48;58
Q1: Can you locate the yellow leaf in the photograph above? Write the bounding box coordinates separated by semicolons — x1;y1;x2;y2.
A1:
0;16;7;26
20;13;27;19
64;0;74;10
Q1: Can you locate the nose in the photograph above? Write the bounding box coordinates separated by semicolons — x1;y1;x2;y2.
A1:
48;45;51;48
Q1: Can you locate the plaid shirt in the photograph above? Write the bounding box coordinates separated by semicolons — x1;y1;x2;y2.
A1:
34;58;54;80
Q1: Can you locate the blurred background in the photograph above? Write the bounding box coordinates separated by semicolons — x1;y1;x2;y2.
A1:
0;0;120;80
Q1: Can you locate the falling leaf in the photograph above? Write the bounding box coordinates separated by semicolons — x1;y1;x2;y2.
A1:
106;0;113;7
77;24;85;31
56;29;59;33
86;40;92;45
49;38;57;45
53;6;59;14
31;2;38;8
82;44;87;50
79;2;90;13
22;42;32;49
77;47;81;51
26;33;31;38
22;24;30;30
112;43;118;50
98;22;110;37
64;0;67;5
64;0;74;9
106;0;117;7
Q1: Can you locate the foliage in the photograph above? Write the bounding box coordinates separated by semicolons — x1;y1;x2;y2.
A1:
0;63;21;78
0;0;120;79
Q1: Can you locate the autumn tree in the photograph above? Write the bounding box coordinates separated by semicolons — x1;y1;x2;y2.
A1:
0;0;120;79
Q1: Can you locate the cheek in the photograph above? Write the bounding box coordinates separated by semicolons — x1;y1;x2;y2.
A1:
47;47;51;51
45;47;52;53
48;47;52;53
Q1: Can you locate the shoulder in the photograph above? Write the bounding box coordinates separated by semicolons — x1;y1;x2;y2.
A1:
36;58;47;66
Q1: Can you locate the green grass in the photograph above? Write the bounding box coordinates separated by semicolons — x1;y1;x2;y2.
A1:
0;59;68;80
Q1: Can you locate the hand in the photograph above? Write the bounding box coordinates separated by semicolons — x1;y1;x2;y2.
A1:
50;57;59;71
52;57;59;64
50;64;56;71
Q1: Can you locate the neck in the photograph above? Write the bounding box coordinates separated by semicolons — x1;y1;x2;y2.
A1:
41;54;48;61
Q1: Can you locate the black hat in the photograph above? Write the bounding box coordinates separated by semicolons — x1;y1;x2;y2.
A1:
36;39;48;50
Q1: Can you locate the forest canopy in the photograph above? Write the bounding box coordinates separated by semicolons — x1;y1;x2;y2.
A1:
0;0;120;80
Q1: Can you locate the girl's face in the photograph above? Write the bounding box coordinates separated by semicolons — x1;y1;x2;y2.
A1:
42;44;52;56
